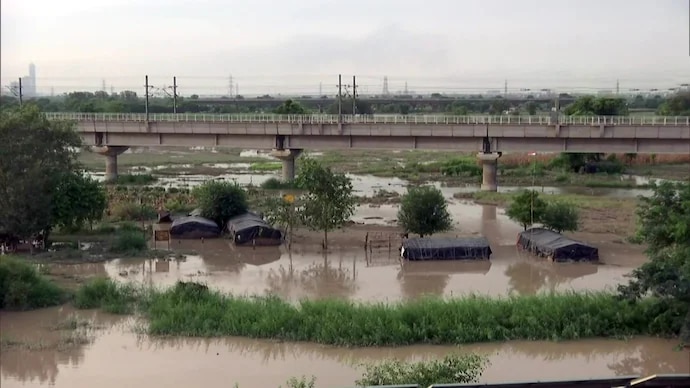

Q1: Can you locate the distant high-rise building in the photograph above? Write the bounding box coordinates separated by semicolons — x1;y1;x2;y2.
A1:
17;63;38;97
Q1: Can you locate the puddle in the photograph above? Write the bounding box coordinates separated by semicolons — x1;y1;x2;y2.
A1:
1;307;687;387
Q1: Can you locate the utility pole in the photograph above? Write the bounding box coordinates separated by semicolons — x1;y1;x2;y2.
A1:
352;75;357;115
145;75;150;121
173;76;178;114
337;74;342;123
18;78;23;107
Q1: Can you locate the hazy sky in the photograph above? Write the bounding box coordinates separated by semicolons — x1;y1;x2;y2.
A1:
2;0;689;95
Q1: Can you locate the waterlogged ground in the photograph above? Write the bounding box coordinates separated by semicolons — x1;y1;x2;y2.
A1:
1;307;688;388
4;150;682;386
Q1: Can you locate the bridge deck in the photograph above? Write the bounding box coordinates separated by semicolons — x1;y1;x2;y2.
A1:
44;113;690;126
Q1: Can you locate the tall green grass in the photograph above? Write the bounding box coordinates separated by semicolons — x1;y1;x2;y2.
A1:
0;257;65;310
74;277;139;314
112;174;158;185
139;281;680;345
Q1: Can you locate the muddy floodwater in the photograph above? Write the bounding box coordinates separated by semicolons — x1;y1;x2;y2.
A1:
1;307;688;388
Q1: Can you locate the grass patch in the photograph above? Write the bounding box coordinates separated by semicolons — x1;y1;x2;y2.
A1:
110;203;158;221
139;281;680;345
250;162;282;172
112;174;158;185
0;256;65;310
260;177;300;190
74;277;139;314
455;191;636;210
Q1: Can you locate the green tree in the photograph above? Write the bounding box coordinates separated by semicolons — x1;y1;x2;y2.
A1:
296;158;355;249
564;96;628;116
0;106;82;244
505;190;547;230
398;186;452;237
526;101;537;115
192;181;248;227
262;195;301;245
618;181;690;343
52;172;108;232
274;99;308;114
540;201;579;233
657;91;690;116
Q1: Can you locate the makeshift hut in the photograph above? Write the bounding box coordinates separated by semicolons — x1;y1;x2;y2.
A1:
170;216;220;239
401;237;492;261
227;212;282;246
517;227;599;262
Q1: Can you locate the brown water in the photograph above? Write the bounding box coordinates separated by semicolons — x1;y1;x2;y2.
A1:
1;307;688;388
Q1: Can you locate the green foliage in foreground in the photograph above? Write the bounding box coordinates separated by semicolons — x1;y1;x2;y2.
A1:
356;353;487;386
0;257;64;310
134;281;680;345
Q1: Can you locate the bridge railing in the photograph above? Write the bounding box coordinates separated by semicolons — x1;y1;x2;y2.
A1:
43;112;690;126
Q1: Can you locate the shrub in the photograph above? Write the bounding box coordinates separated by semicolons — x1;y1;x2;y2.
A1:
505;190;547;230
440;158;481;177
113;174;157;185
110;203;157;221
541;201;579;233
261;177;299;190
109;230;148;254
0;257;64;310
356;354;487;387
192;181;248;226
398;185;452;237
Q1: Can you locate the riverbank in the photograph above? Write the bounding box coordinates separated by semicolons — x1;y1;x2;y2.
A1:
78;148;690;187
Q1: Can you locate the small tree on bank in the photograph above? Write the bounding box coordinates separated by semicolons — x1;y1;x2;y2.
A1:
398;186;452;237
52;172;108;232
192;181;248;227
540;201;579;233
262;194;301;246
297;158;355;249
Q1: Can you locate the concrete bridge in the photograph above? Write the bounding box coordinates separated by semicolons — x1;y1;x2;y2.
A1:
45;112;690;190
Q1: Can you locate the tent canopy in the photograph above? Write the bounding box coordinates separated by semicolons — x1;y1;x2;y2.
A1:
517;227;599;262
227;212;282;246
170;216;220;239
401;237;492;261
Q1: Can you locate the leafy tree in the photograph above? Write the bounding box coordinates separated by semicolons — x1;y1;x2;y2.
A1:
564;96;628;116
618;181;690;343
397;186;452;237
274;99;308;114
52;172;108;232
192;181;248;227
296;158;355;249
262;194;301;245
0;105;82;244
657;91;690;116
526;101;537;115
540;201;579;233
505;190;547;230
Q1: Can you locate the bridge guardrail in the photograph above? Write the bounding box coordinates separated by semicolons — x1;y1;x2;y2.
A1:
42;112;690;126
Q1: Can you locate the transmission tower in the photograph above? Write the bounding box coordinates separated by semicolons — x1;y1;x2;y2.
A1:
403;81;408;94
228;75;234;98
382;76;390;95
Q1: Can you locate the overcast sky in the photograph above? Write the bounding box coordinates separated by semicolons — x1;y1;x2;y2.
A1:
2;0;689;95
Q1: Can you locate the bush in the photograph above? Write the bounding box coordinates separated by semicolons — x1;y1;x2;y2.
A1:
0;256;64;310
74;277;138;314
505;190;547;230
192;181;248;226
260;177;299;190
398;185;452;237
440;158;481;177
110;230;148;254
110;203;157;221
356;354;487;387
541;201;579;233
112;174;157;185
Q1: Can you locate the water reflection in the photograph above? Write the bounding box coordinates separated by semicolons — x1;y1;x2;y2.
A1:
504;260;600;295
398;261;492;299
265;250;358;300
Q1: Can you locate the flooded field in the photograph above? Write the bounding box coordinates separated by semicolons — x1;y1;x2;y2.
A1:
1;307;688;388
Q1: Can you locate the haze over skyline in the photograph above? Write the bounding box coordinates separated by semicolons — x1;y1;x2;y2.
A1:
2;0;689;95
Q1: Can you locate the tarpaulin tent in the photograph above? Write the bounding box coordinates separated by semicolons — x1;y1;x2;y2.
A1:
517;227;599;262
401;237;492;261
227;212;282;246
170;216;220;239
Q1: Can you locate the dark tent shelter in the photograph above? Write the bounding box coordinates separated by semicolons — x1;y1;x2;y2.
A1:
227;212;282;246
517;227;599;262
170;216;220;239
401;237;492;261
188;208;203;217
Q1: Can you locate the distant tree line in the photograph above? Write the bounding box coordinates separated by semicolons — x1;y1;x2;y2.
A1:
1;91;687;116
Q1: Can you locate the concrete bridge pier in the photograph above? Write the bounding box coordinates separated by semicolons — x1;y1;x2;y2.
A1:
477;152;501;192
92;146;129;183
270;149;303;181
